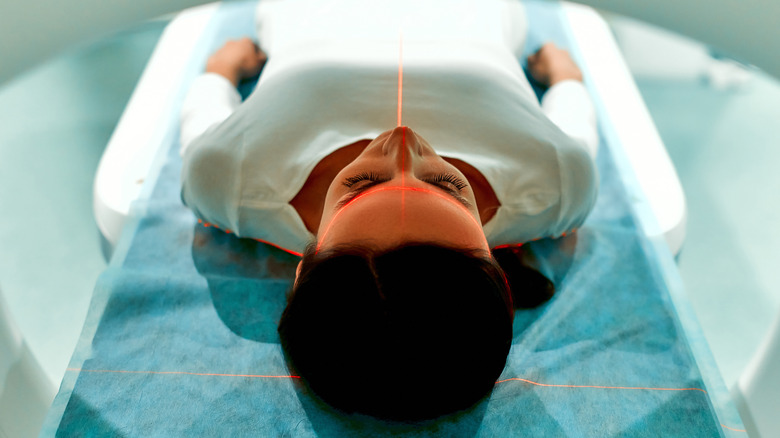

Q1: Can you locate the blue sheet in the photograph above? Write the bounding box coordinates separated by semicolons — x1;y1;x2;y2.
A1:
43;1;746;436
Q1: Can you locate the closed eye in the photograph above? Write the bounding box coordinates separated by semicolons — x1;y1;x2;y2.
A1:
342;171;390;188
336;172;471;209
422;173;468;191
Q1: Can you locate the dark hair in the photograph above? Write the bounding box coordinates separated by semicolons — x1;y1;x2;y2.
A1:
278;242;514;420
492;245;555;308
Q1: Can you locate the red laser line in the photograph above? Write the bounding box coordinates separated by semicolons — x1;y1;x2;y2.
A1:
66;368;744;431
397;31;404;127
66;367;718;394
252;238;303;258
398;34;406;223
720;424;747;433
67;368;299;379
316;186;484;251
497;378;748;432
197;219;302;257
495;377;708;393
493;243;523;250
401;126;407;227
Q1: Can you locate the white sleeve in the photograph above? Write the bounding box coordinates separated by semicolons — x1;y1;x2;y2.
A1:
541;79;599;159
179;73;242;157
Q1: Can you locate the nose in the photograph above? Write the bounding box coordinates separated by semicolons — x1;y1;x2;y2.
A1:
382;126;423;170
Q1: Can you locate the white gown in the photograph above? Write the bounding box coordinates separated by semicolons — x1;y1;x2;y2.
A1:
179;0;599;253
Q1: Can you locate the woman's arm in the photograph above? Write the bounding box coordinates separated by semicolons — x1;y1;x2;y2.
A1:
179;38;267;156
527;43;598;159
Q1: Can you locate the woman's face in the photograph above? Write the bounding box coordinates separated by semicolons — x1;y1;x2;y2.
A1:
317;126;489;252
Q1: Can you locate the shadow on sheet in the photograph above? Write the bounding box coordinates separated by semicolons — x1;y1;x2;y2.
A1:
46;1;733;436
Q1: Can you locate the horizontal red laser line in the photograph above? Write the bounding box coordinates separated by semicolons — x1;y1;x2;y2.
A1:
67;368;299;379
251;238;303;258
65;368;744;431
498;378;745;432
493;243;523;250
316;186;483;252
495;377;707;393
68;368;708;392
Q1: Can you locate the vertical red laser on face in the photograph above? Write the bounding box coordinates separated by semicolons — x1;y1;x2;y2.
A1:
401;126;407;226
398;31;406;225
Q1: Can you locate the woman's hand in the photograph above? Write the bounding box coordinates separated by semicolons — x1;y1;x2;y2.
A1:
527;42;583;87
206;37;268;87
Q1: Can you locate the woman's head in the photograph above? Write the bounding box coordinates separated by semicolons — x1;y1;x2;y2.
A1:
316;126;488;253
278;243;514;420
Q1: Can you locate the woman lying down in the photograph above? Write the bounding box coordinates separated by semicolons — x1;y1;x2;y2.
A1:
179;0;598;421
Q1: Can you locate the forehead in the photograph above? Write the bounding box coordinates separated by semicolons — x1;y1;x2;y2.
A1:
318;187;486;250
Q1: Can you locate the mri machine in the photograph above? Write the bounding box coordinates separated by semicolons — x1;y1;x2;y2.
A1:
1;0;778;436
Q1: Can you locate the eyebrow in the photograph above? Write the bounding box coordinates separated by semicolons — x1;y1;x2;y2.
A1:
335;180;473;211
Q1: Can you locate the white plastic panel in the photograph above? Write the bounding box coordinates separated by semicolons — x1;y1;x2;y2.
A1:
0;291;55;438
92;3;220;253
562;3;687;255
733;312;780;438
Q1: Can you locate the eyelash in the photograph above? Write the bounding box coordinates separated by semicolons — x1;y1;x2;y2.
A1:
342;172;468;191
427;173;468;191
343;172;386;188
